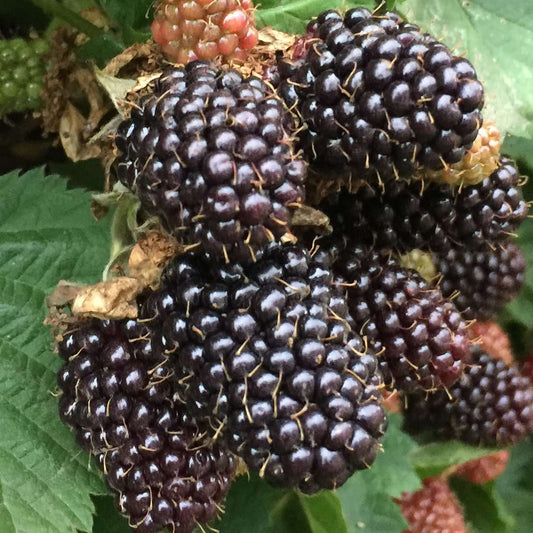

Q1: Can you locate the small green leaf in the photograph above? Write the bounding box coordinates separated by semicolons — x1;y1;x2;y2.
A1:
298;492;349;533
337;415;420;533
410;441;500;478
450;479;514;533
404;0;533;139
77;34;125;67
0;168;112;533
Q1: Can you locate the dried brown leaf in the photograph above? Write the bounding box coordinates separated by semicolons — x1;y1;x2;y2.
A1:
72;277;143;319
128;231;182;288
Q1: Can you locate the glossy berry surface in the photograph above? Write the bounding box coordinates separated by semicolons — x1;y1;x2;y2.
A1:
435;243;526;321
151;0;258;64
398;477;469;533
276;9;484;183
116;63;306;264
140;243;387;493
318;239;470;393
321;157;527;253
56;319;236;533
403;347;533;447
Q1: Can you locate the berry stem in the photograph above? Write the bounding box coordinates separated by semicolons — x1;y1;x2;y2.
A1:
29;0;104;39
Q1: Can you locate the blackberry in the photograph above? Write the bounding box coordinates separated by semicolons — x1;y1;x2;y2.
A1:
56;319;236;533
397;477;469;533
469;321;513;365
151;0;258;64
435;242;526;321
116;63;306;264
321;239;470;393
276;8;484;182
403;347;533;447
0;37;48;115
140;243;387;493
455;450;509;484
321;157;527;253
423;119;501;186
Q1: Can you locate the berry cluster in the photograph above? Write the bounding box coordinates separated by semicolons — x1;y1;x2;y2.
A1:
116;62;306;264
151;0;258;64
403;347;533;447
435;242;526;321
321;157;528;254
275;8;483;183
315;239;470;393
53;5;533;531
57;319;236;533
139;244;387;493
0;37;48;115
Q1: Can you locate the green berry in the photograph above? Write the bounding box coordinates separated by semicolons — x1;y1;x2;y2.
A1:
0;37;49;115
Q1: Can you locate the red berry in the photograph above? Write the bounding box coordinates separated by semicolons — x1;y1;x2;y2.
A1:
455;451;509;484
152;0;257;64
398;477;469;533
469;321;513;365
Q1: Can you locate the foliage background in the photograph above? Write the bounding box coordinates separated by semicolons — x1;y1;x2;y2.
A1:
0;0;532;532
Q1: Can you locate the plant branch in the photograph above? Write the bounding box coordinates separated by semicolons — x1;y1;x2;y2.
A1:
29;0;104;39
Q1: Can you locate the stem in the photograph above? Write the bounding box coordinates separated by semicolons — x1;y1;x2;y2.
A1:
30;0;104;39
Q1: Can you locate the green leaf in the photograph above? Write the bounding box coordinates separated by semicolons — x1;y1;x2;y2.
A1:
91;496;130;533
219;475;282;533
77;34;125;67
219;474;349;533
297;492;349;533
0;168;112;533
337;415;421;533
95;0;153;34
503;136;533;176
450;479;514;533
256;0;374;34
404;0;533;139
496;438;533;533
410;441;500;478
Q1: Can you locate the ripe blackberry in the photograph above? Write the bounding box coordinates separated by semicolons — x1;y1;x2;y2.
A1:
276;8;484;182
321;239;470;393
469;321;513;364
116;63;306;264
398;477;469;533
151;0;258;64
56;319;236;533
423;120;501;186
403;347;533;447
140;243;387;493
321;157;527;253
435;243;526;321
0;37;48;115
455;450;509;484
